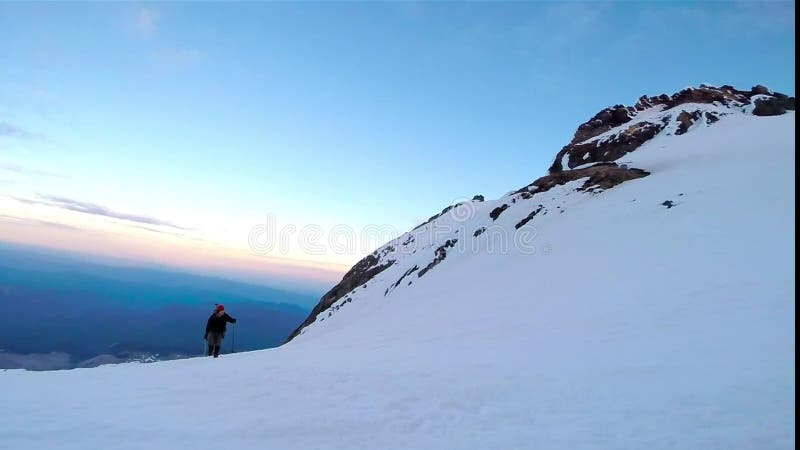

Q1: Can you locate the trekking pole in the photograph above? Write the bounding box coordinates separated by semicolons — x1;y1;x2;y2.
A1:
231;323;236;354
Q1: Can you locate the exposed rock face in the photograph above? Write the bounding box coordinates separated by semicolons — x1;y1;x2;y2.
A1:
515;205;545;229
753;94;795;116
519;163;650;196
286;83;794;343
676;110;702;135
417;239;457;278
489;204;509;220
705;112;720;124
570;104;634;146
286;250;395;342
550;121;664;172
548;85;794;173
751;85;772;95
412;202;466;231
386;265;419;295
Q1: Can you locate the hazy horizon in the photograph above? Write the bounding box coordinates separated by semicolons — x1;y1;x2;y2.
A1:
0;243;316;370
0;239;332;297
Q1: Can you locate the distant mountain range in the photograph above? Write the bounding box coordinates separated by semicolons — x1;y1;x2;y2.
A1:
0;242;314;370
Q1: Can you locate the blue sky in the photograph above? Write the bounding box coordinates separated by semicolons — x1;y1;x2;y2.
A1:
0;1;795;291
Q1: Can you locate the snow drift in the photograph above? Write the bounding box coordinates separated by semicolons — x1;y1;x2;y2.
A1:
1;84;795;450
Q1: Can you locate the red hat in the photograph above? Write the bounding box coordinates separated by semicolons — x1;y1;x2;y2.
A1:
216;304;225;312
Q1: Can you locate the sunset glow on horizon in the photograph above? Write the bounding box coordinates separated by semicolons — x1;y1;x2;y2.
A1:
0;194;355;292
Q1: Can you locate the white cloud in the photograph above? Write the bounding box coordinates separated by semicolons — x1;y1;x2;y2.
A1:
0;162;64;178
0;122;45;141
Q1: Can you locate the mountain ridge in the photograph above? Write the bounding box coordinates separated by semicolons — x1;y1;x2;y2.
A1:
287;83;795;342
1;84;793;449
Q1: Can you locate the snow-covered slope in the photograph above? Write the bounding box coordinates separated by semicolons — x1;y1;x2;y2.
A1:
1;85;795;450
288;84;795;344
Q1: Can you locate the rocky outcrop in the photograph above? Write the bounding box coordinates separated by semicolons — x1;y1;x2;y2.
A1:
515;205;545;229
386;265;419;295
418;239;457;278
286;83;793;343
489;204;509;220
675;110;702;135
569;105;634;146
549;121;664;172
286;250;395;342
520;163;650;196
548;85;794;173
412;202;466;231
753;94;795;116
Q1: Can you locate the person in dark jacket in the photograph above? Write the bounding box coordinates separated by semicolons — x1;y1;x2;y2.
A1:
205;304;237;357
